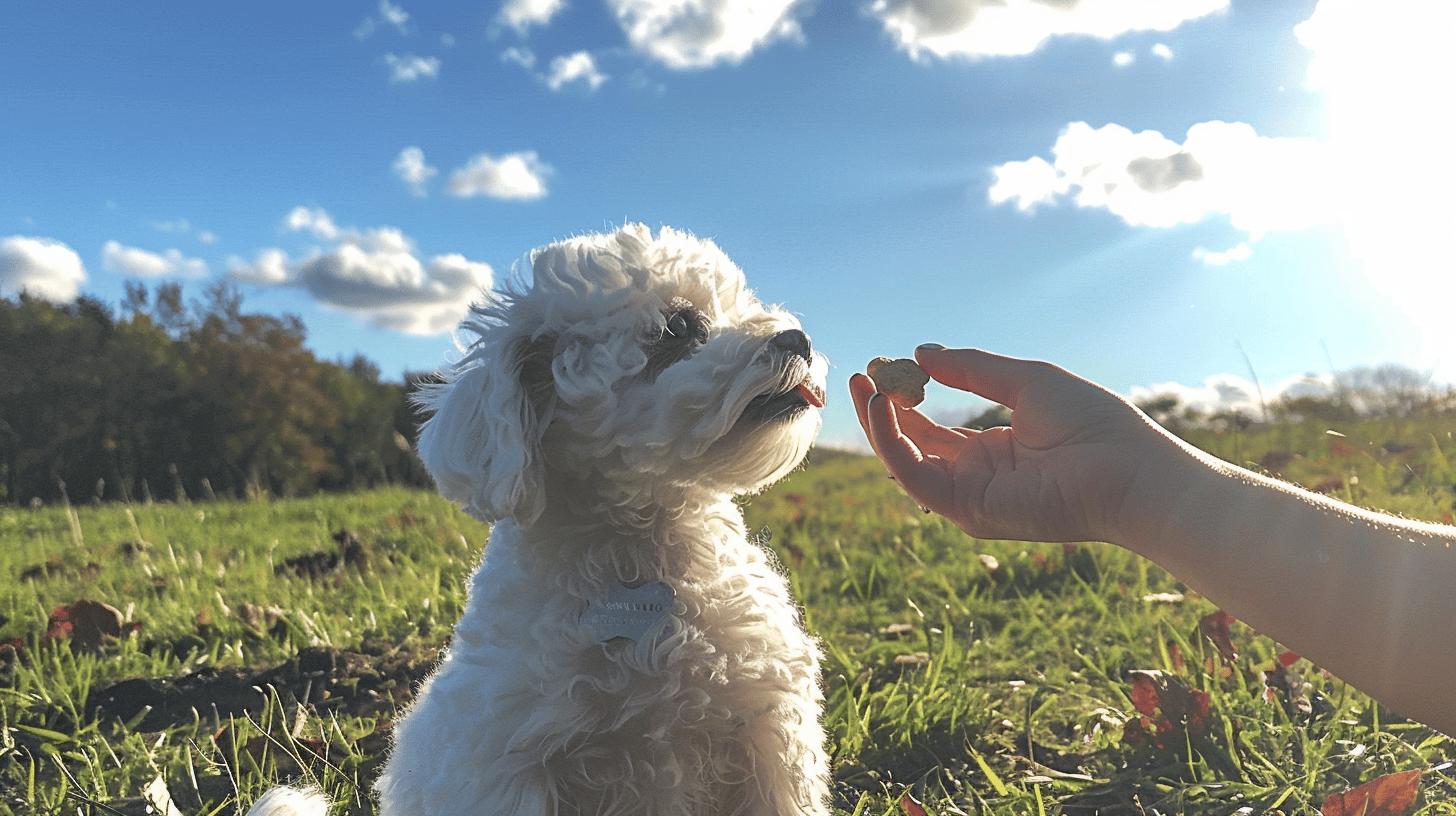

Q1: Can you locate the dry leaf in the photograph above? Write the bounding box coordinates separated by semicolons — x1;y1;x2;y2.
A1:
46;600;127;652
1199;610;1239;663
899;791;929;816
1321;769;1422;816
1123;670;1212;750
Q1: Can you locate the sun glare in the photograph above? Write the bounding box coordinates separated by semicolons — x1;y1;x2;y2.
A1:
1297;1;1456;369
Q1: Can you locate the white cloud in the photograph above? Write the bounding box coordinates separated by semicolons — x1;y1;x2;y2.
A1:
197;230;218;245
606;0;809;69
447;151;551;200
285;206;341;241
500;46;536;69
392;146;438;196
229;208;493;335
101;241;208;278
1192;241;1251;267
0;235;87;302
1112;50;1134;66
988;121;1335;248
545;51;607;91
229;248;291;285
379;0;410;32
1151;41;1173;60
356;0;411;38
870;0;1226;60
499;0;567;32
384;52;440;83
1128;372;1335;417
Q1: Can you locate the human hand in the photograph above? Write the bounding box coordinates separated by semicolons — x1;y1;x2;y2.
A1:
850;346;1191;545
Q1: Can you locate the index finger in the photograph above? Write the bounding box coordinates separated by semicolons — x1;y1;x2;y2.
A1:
866;393;953;514
914;346;1056;410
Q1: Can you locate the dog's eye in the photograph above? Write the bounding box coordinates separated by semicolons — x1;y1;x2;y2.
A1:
661;303;708;346
665;310;691;338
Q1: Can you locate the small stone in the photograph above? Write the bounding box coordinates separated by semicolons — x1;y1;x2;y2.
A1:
866;357;930;408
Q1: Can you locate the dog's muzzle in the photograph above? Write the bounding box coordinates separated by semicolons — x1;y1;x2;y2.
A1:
740;331;827;422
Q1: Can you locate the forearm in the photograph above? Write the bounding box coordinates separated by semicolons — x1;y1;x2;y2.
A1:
1119;440;1456;734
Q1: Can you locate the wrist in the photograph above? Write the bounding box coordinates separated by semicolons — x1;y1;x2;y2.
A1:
1110;433;1228;554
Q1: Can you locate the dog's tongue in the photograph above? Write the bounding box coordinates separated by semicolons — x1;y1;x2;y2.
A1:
795;383;825;408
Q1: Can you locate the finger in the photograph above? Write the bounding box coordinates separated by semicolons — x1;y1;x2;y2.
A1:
895;405;972;459
848;373;878;452
914;345;1055;410
866;394;953;512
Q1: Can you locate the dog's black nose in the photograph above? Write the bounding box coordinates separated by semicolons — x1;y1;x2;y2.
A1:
769;329;812;362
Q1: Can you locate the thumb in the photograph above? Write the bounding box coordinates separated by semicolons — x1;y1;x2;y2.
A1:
913;345;1055;410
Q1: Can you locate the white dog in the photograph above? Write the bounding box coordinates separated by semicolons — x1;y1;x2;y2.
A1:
249;224;831;816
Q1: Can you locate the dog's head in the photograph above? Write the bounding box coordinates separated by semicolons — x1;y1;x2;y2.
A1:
417;224;826;523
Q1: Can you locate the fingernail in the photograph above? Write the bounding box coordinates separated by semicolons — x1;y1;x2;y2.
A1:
917;343;945;352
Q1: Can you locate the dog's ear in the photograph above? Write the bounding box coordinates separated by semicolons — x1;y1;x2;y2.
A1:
416;333;555;524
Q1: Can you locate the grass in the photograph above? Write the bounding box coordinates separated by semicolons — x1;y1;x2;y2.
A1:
3;416;1456;814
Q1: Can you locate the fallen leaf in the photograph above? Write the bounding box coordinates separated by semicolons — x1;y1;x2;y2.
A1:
1128;672;1161;717
879;622;915;637
46;600;126;652
1321;769;1422;816
1123;670;1212;750
1199;610;1239;663
894;652;930;666
900;791;929;816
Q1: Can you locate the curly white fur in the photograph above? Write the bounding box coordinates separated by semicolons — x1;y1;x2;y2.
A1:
249;224;830;816
245;786;331;816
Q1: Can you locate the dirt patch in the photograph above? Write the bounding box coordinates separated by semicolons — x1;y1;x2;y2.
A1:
275;528;370;579
86;641;438;732
18;557;100;582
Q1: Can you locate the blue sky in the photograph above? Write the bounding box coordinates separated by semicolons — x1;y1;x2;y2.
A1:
3;0;1452;447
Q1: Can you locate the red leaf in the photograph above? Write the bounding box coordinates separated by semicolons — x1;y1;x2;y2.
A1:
1278;651;1301;668
46;600;126;652
1321;769;1422;816
1199;610;1239;663
1123;670;1213;749
1129;672;1161;717
899;792;929;816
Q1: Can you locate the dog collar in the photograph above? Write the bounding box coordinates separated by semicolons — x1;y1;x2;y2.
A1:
581;581;675;643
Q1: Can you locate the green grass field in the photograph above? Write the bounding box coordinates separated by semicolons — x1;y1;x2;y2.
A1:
4;417;1456;815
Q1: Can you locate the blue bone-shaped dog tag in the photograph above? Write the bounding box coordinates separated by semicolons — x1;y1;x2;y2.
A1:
581;581;675;643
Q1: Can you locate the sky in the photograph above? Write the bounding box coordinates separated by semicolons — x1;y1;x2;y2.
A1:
2;0;1454;448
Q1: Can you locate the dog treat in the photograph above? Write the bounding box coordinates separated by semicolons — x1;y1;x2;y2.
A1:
866;357;930;408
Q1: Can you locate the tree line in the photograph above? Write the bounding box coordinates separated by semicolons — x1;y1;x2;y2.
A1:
0;283;435;505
